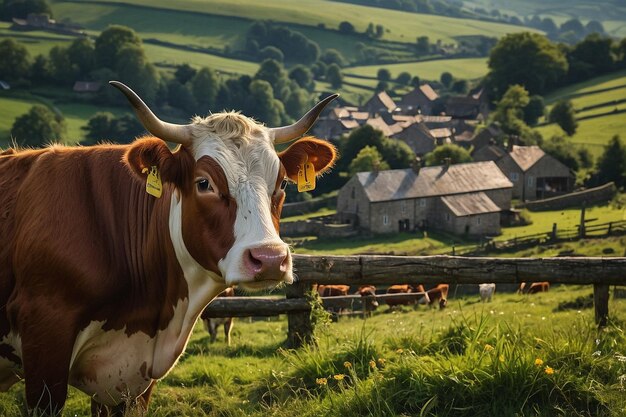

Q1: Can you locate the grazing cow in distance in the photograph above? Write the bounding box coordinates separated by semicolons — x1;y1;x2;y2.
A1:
385;284;429;309
357;285;379;316
201;287;236;345
479;283;496;302
0;81;338;415
519;282;550;294
317;285;350;318
426;284;449;309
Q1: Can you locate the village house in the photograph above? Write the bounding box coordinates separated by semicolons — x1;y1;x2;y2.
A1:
473;145;575;201
336;161;513;236
397;84;439;115
362;91;397;115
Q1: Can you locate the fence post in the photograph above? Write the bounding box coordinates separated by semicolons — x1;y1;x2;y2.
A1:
551;223;557;241
579;204;586;238
285;282;314;348
594;284;609;328
607;222;612;236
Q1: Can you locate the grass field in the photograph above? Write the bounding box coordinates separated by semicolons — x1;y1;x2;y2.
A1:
1;284;623;416
345;57;489;82
57;0;535;44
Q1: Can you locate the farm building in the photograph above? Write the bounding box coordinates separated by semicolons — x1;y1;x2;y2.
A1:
474;145;575;201
362;91;397;115
336;161;513;236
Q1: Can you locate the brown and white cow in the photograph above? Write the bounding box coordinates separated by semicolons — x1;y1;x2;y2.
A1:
201;287;236;345
426;284;449;309
0;81;337;415
357;285;379;316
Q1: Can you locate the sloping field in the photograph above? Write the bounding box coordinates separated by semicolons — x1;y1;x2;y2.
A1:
54;0;535;44
346;57;489;82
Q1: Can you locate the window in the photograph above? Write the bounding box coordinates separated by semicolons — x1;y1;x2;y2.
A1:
351;187;355;199
445;213;450;222
383;215;389;225
528;176;534;186
476;217;481;225
419;199;426;207
401;200;407;215
510;172;519;182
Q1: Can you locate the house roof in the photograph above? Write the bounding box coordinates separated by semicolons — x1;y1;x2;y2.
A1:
331;107;350;119
429;128;452;138
509;145;545;171
366;117;402;136
355;161;513;202
472;145;507;161
420;84;439;101
340;119;359;129
441;192;501;217
367;91;397;113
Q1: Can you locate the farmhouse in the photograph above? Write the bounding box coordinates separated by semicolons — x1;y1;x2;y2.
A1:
336;161;513;236
397;84;439;115
474;145;575;201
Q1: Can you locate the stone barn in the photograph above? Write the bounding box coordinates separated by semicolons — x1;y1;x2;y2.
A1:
336;161;513;236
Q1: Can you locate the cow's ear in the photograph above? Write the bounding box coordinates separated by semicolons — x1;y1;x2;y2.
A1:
278;136;337;182
124;137;194;188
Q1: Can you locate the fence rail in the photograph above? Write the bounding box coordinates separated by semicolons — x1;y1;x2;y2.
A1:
203;255;626;346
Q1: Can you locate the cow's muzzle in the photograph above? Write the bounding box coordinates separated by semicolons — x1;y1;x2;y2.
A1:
244;244;290;283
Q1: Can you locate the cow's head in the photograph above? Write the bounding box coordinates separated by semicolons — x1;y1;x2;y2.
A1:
112;81;337;291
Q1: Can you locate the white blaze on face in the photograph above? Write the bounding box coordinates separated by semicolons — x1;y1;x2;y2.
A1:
187;115;293;289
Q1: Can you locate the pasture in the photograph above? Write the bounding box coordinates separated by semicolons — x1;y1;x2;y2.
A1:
55;0;534;44
0;284;623;416
345;57;489;83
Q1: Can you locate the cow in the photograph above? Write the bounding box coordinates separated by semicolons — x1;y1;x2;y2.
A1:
317;285;350;319
479;283;496;303
201;287;236;345
385;284;429;309
519;282;550;294
357;285;379;316
426;284;449;309
0;81;338;415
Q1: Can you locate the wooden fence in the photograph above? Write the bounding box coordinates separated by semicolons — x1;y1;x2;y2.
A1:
203;255;626;347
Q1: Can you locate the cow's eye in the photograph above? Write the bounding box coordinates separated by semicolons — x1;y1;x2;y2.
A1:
280;179;288;190
196;179;213;193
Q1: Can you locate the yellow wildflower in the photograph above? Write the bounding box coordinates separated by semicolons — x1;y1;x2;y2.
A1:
316;377;327;385
544;366;555;375
377;358;386;366
369;360;377;369
484;344;494;351
396;348;404;354
333;374;345;381
499;355;505;363
343;361;352;369
534;358;544;366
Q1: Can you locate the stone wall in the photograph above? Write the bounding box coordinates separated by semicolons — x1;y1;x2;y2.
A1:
517;182;616;211
281;218;358;238
282;195;337;217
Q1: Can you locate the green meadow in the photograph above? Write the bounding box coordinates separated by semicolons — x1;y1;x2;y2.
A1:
1;284;624;416
58;0;534;44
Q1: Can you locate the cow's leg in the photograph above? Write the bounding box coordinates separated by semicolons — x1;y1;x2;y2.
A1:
208;320;218;343
224;319;233;346
19;305;77;414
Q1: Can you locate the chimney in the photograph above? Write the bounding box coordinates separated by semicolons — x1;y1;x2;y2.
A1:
411;157;422;175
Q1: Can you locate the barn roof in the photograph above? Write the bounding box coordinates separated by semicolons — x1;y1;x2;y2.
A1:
355;161;512;202
419;84;439;101
509;145;545;171
441;192;501;216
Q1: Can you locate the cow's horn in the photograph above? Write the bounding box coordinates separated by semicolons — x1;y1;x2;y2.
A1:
109;81;193;146
271;93;339;144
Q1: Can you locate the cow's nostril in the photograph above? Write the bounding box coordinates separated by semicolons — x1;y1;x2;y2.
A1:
246;249;263;272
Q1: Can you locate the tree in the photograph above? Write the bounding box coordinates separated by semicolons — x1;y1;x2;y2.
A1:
30;54;51;84
410;76;420;87
11;105;65;147
320;49;346;67
0;0;52;20
377;68;391;82
424;144;472;166
284;87;312;121
451;79;467;94
48;45;75;83
548;100;577;136
191;67;219;112
0;38;30;82
339;125;414;172
114;44;159;103
490;85;540;145
542;135;580;171
167;79;197;114
255;58;286;87
259;46;284;62
288;65;315;91
396;72;411;85
487;32;568;99
523;95;545;126
245;80;284;126
440;72;453;88
338;21;355;33
349;146;389;175
415;36;430;55
95;25;141;69
326;64;342;89
585;20;605;35
67;37;95;77
81;112;145;144
596;135;626;187
174;64;197;84
567;33;614;81
560;19;585;38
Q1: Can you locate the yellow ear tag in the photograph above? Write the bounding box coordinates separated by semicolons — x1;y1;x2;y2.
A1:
297;161;316;192
144;166;162;198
